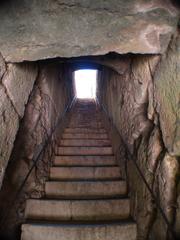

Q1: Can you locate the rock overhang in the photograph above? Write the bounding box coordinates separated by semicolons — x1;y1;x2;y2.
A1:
0;0;179;62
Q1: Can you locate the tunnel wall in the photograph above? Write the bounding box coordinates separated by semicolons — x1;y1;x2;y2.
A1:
0;57;38;190
97;32;179;239
0;61;74;238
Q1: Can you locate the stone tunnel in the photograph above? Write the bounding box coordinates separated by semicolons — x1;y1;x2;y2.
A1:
0;1;179;240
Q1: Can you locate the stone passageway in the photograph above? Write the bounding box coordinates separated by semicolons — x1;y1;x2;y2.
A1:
0;1;179;240
21;99;136;240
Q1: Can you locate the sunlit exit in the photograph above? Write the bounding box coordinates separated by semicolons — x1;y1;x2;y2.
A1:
74;69;97;99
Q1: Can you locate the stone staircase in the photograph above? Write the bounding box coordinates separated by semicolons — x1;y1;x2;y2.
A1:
21;99;137;240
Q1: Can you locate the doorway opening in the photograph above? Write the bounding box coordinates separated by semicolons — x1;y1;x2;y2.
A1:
74;69;97;99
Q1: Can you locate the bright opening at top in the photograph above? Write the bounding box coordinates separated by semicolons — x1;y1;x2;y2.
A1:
74;69;97;99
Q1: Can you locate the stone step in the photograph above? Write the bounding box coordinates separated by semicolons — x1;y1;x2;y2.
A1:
21;100;137;240
68;120;102;124
68;119;102;122
50;166;121;180
67;126;104;130
21;222;137;240
57;147;113;155
25;198;130;221
68;118;101;121
70;121;101;122
53;155;116;166
63;133;108;139
64;128;106;134
45;180;127;199
68;122;102;124
60;139;111;147
68;123;104;129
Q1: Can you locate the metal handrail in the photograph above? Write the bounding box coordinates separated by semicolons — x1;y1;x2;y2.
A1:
100;102;177;240
0;97;75;231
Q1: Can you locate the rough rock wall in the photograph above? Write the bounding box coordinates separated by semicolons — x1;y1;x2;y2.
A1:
150;31;180;240
0;61;74;238
0;57;38;189
98;55;159;150
154;32;180;156
97;32;179;239
0;0;178;62
97;55;161;239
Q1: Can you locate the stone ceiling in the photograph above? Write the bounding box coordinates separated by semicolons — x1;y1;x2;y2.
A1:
0;0;179;62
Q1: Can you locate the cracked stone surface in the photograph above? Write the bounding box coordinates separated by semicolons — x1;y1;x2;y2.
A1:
151;153;179;239
97;55;161;239
0;62;38;188
2;63;38;117
154;32;180;156
0;0;178;62
0;85;19;189
0;62;74;237
98;55;160;149
0;53;6;80
97;40;180;238
175;181;180;238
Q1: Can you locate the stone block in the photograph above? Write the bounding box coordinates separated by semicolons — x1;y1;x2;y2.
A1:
2;63;38;117
0;85;19;188
50;166;121;180
154;34;180;156
0;1;178;61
